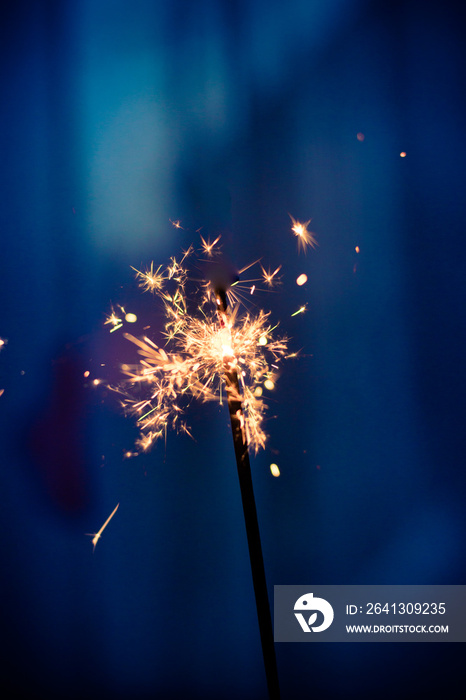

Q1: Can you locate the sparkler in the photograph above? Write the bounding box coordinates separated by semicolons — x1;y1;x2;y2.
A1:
115;239;287;698
117;246;289;455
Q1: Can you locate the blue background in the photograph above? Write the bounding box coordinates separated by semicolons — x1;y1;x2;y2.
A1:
1;1;465;698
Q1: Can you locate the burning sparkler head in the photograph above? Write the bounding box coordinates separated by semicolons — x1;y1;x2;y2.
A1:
114;240;289;455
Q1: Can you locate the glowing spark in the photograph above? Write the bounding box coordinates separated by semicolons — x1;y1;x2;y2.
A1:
400;151;406;157
93;378;101;386
264;379;275;391
125;313;137;323
169;219;184;229
84;370;90;378
0;389;4;397
0;337;6;349
260;264;282;287
270;463;280;477
291;304;307;317
200;234;222;257
131;262;165;294
355;246;360;254
357;132;365;141
105;306;124;333
238;259;262;277
116;243;289;454
87;503;119;551
296;274;307;286
289;215;317;252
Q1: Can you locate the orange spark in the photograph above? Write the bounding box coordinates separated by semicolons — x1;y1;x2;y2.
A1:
169;219;184;229
289;215;317;252
87;503;119;551
296;273;307;286
200;234;221;257
105;305;128;332
260;264;282;287
131;262;165;293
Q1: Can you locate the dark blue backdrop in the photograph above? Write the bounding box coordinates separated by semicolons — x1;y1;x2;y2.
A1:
1;1;465;698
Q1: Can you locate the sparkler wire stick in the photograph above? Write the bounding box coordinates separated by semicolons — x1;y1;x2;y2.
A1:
216;291;280;700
